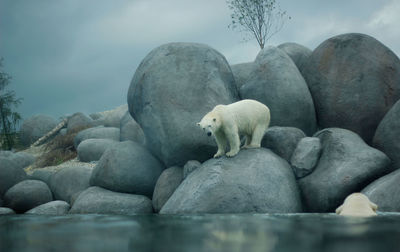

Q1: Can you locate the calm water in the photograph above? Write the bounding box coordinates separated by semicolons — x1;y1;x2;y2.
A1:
1;213;400;252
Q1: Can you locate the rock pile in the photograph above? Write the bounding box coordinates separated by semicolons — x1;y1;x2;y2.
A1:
2;33;400;215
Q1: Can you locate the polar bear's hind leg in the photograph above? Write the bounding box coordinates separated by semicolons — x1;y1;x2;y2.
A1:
242;134;252;148
245;124;266;148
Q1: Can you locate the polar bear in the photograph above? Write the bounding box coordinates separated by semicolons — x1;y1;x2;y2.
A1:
197;99;270;158
335;193;378;217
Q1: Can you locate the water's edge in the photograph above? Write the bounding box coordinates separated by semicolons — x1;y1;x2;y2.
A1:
1;213;400;252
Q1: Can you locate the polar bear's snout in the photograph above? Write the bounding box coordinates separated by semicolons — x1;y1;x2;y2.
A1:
197;121;214;137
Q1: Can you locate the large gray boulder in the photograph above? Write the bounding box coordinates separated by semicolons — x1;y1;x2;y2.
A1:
49;165;93;203
277;42;312;75
183;160;202;179
10;152;35;168
230;62;255;91
4;180;53;213
77;138;118;162
160;148;302;214
26;200;70;215
362;169;400;212
152;166;183;212
298;128;392;212
0;151;13;158
69;186;153;214
74;126;120;148
0;158;27;196
373;100;400;169
93;105;128;128
261;126;306;162
303;33;400;144
240;46;317;136
290;137;322;179
67;112;94;133
20;114;57;146
0;207;15;215
0;151;35;169
119;111;145;145
90;141;164;197
128;42;239;167
30;168;58;185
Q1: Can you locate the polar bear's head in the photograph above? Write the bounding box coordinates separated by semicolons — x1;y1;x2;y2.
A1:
197;112;221;137
335;193;378;217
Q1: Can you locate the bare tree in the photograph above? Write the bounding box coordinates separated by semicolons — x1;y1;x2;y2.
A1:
0;58;22;150
227;0;290;49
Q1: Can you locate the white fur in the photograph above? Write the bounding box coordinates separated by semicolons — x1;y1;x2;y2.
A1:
335;193;378;217
198;99;270;158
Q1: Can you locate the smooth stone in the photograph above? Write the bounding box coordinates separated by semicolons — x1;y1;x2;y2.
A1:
152;166;183;212
160;148;302;214
290;137;322;178
69;186;153;214
303;33;400;144
26;200;70;215
298;128;392;212
128;42;239;167
4;180;53;213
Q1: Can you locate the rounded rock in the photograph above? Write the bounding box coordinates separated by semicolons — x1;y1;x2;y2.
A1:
277;42;312;75
69;186;153;214
20;114;57;146
298;128;392;212
67;112;94;133
4;180;53;213
0;157;27;196
261;126;306;162
230;62;256;91
49;165;93;203
152;166;183;212
74;126;120;148
77;138;118;162
240;46;317;135
373;100;400;169
26;200;70;215
119;111;145;144
128;42;239;166
362;169;400;212
290;137;322;178
90;141;165;197
160;148;302;214
303;33;400;144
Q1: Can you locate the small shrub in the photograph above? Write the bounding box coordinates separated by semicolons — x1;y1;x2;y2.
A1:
35;126;90;167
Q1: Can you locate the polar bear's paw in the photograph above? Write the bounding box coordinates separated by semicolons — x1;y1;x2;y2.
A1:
213;152;224;158
226;150;239;157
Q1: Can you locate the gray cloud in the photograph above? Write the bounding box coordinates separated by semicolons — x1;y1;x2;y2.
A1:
0;0;399;121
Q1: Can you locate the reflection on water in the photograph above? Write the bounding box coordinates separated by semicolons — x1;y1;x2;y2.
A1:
1;213;400;252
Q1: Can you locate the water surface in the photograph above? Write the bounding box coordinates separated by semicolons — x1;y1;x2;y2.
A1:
1;213;400;252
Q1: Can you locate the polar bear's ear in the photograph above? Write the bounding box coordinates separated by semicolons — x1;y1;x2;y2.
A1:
213;118;216;122
370;202;378;211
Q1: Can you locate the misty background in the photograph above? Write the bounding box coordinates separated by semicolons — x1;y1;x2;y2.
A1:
1;0;399;121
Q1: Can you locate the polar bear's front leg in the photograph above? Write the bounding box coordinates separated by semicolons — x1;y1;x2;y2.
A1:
213;131;227;158
225;126;240;157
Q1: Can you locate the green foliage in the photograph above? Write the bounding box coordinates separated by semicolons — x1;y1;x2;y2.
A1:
227;0;290;49
0;58;22;150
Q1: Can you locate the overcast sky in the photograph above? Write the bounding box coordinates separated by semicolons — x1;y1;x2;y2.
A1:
1;0;399;121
